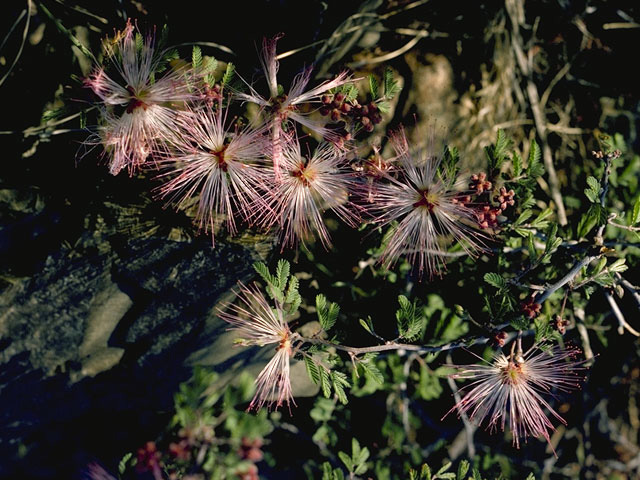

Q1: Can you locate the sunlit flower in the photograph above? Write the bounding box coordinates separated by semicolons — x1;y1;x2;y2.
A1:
258;136;360;249
235;34;354;177
218;282;297;411
154;105;269;245
443;341;587;454
363;127;486;277
84;20;194;175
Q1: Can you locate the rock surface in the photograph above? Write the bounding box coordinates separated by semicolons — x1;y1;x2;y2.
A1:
0;234;261;478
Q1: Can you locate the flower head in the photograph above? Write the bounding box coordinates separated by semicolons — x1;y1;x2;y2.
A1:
443;341;587;454
84;20;194;175
363;127;486;277
154;104;269;244
218;282;297;411
258;136;360;249
234;35;354;176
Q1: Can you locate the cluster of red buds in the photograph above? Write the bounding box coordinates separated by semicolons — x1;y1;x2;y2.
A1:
491;330;508;347
477;205;502;229
494;186;515;210
520;296;542;319
238;437;264;462
469;172;492;194
201;84;222;107
319;93;383;133
136;441;163;478
468;172;516;229
554;315;570;335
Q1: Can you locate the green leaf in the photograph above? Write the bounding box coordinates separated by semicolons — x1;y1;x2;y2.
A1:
483;272;506;290
422;463;432;480
534;316;551;344
320;367;331;398
418;364;443;400
512;151;523;177
631;195;640;225
368;74;379;99
527;139;543;177
359;317;374;335
284;275;301;314
383;66;401;99
584;175;601;203
331;371;350;405
514;209;533;226
135;32;144;52
377;100;391;113
609;258;628;273
472;467;483;480
276;259;290;290
202;55;217;74
577;203;606;238
530;208;553;229
192;45;202;69
457;460;470;480
396;295;424;341
316;294;340;331
222;62;235;86
119;452;133;474
304;356;321;385
358;353;384;385
436;462;452;476
338;451;353;472
525;474;535;480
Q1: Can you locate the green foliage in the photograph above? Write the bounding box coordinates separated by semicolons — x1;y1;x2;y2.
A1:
253;260;301;314
396;295;425;341
584;175;602;203
484;129;512;172
369;74;379;99
316;293;340;331
338;438;370;476
221;62;235;86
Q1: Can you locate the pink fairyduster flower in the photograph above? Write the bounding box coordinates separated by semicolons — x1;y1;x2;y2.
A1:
235;35;354;177
259;136;360;249
84;20;194;175
443;341;587;455
154;105;270;245
218;282;297;411
363;127;486;277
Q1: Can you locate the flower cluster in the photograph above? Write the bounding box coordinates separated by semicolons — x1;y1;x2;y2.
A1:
83;23;500;274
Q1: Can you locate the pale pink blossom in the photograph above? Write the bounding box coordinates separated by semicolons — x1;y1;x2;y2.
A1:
154;104;269;244
258;136;360;249
443;341;587;455
235;35;354;177
218;283;297;411
84;20;194;175
363;127;486;277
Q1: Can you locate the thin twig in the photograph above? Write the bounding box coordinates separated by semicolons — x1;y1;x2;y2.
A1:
506;0;567;225
446;354;476;458
535;254;600;304
0;0;31;88
604;290;640;337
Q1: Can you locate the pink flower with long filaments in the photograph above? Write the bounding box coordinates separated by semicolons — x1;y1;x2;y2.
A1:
84;20;194;175
235;35;354;177
443;340;587;455
363;127;486;277
259;136;360;249
154;104;269;245
218;283;297;412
